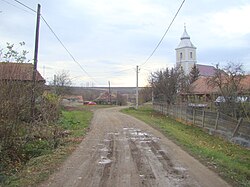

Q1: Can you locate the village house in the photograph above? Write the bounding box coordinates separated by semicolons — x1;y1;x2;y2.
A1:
188;75;250;100
0;62;45;119
0;62;45;83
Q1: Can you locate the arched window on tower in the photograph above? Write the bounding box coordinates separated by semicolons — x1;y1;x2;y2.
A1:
190;52;193;59
180;52;183;60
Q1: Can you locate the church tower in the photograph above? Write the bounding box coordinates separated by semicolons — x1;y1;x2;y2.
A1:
175;26;197;75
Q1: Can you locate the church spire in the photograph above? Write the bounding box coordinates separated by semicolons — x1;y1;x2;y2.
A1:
181;24;190;40
175;25;197;75
176;25;195;49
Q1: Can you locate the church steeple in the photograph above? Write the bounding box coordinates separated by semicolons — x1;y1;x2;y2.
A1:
175;25;197;75
181;25;190;39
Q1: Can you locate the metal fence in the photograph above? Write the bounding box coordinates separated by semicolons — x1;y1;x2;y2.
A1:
153;102;250;147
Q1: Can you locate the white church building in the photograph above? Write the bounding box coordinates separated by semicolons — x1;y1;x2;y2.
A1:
175;26;215;77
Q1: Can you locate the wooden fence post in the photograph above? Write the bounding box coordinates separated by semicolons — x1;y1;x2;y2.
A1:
215;111;220;130
202;110;205;128
232;118;243;137
185;105;188;123
180;104;183;121
193;108;196;125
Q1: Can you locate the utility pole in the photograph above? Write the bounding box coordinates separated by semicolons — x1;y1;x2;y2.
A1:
136;65;139;109
31;4;41;119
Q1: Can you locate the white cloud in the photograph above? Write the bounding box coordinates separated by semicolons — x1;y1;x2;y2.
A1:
1;0;250;87
209;5;250;37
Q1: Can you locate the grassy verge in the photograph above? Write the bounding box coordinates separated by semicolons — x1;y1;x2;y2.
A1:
122;106;250;187
3;108;93;187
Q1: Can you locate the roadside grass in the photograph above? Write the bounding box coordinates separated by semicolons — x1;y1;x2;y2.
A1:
3;108;93;187
122;106;250;187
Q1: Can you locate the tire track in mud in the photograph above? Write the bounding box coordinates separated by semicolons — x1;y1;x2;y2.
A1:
125;128;192;187
99;133;114;187
77;128;197;187
129;139;156;186
39;107;229;187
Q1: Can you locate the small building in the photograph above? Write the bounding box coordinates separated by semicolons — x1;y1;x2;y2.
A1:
0;62;45;83
95;91;117;105
0;62;45;119
186;75;250;103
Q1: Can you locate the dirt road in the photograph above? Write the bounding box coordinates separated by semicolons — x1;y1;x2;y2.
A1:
39;107;230;187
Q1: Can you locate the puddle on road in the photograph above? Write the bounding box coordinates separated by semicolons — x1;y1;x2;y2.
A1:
107;132;120;136
123;127;160;144
98;156;112;165
94;128;194;186
103;139;111;142
174;166;187;172
100;147;109;152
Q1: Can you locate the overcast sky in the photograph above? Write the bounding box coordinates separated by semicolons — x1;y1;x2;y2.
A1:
1;0;250;87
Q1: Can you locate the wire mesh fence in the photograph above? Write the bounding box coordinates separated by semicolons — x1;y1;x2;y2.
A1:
153;102;250;147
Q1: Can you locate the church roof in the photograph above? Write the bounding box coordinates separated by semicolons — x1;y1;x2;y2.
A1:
197;64;216;77
181;27;190;39
176;26;196;49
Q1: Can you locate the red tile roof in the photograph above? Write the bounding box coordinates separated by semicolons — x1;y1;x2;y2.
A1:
95;92;117;101
239;75;250;91
0;62;45;82
189;76;219;94
189;75;250;94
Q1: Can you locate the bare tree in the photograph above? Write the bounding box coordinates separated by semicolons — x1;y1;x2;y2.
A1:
51;70;72;96
208;63;244;99
208;62;245;118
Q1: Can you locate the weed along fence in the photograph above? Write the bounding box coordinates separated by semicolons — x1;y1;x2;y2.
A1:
153;102;250;147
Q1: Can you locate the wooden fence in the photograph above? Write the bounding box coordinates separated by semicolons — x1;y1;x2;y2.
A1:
153;102;250;147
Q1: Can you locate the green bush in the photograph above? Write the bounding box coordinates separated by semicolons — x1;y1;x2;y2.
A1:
22;140;53;159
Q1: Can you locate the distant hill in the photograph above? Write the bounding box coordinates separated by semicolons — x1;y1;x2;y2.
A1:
68;86;143;95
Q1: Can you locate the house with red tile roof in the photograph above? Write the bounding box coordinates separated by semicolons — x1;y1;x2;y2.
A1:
186;75;250;102
0;62;45;82
0;63;46;119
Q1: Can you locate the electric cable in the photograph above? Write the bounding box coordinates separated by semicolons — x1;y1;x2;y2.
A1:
10;0;99;84
1;0;34;14
140;0;186;67
40;16;99;84
13;0;36;13
7;0;187;86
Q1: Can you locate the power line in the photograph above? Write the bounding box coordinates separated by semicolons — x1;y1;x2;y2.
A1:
40;16;99;84
10;0;99;84
1;0;34;14
140;0;186;67
13;0;36;13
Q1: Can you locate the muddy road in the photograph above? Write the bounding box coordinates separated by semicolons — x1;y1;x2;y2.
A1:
40;107;230;187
